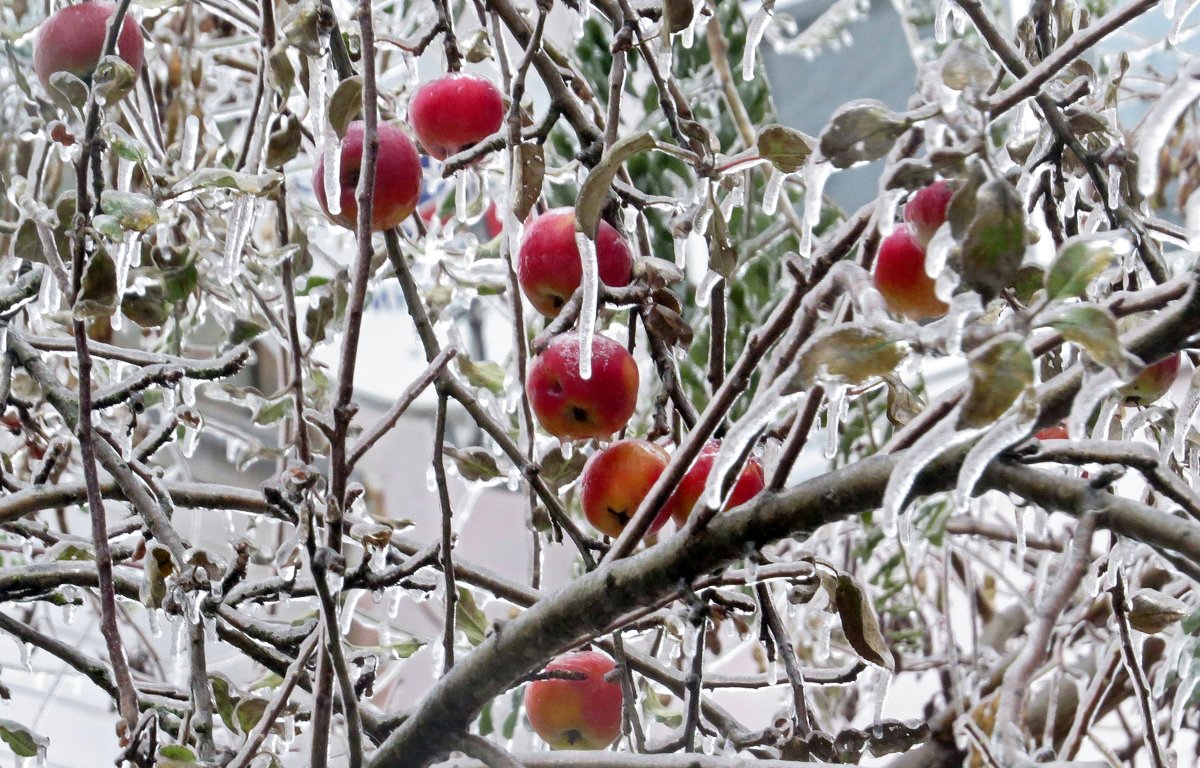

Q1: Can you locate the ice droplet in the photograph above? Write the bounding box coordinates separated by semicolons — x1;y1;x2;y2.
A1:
1173;366;1200;461
701;380;802;510
111;231;141;331
181;114;200;173
934;0;953;43
742;5;773;80
1170;0;1200;43
387;587;403;618
455;171;469;222
694;270;722;308
21;642;33;672
1136;61;1200;198
880;406;980;536
871;667;893;722
1107;165;1123;210
762;167;784;216
148;608;163;638
824;385;848;459
766;656;779;685
802;160;832;257
574;231;600;381
951;397;1038;513
222;196;256;283
341;589;363;635
1068;368;1121;439
1014;506;1027;561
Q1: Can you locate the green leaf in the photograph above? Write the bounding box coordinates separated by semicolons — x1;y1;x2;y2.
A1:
834;573;894;671
328;76;363;138
231;318;268;345
0;719;46;758
268;44;295;101
1045;234;1123;300
455;587;489;645
757;124;815;173
445;446;503;482
75;250;118;319
457;357;506;395
576;131;657;238
796;325;908;389
48;71;88;109
509;142;545;222
175;168;284;196
93;54;137;103
960;179;1024;302
267;116;304;168
539;445;587;489
1044;305;1137;378
640;686;683;727
818;100;911;169
940;41;991;91
959;334;1034;429
1128;589;1188;634
156;744;200;766
234;697;268;735
254;397;293;426
101;123;149;163
100;191;158;232
123;284;171;328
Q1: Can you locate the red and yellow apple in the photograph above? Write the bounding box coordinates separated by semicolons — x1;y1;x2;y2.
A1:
580;439;671;537
313;121;422;232
524;651;623;750
904;180;953;248
527;333;639;441
1120;352;1181;405
410;73;505;161
873;227;949;321
35;0;144;95
517;208;633;318
665;440;765;527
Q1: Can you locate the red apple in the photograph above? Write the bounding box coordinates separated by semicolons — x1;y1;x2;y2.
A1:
35;1;144;95
524;651;623;750
1034;424;1069;440
580;439;671;538
527;333;639;441
665;440;765;527
517;208;634;318
873;227;949;321
484;201;503;238
410;73;505;161
1120;352;1181;405
904;180;953;247
313;121;422;232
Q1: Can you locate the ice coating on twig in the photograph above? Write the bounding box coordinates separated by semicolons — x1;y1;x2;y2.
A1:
1170;0;1200;43
222;197;256;282
695;270;722;308
1068;368;1121;439
1172;367;1200;461
742;4;773;80
880;404;979;536
181;114;200;173
1136;60;1200;198
574;231;600;380
700;377;803;510
952;397;1038;513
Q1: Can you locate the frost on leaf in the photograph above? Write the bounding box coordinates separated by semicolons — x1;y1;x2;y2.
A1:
834;573;894;671
959;334;1034;429
794;325;908;390
818;100;911;169
1044;305;1139;379
960;179;1024;302
1044;234;1124;301
758;124;815;173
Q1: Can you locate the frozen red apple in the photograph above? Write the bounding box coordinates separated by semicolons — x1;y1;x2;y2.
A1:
524;650;623;750
665;440;765;527
873;227;949;321
410;73;505;161
1120;352;1180;405
904;180;953;248
35;1;144;95
580;439;671;538
517;208;633;318
313;121;422;233
527;333;639;441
